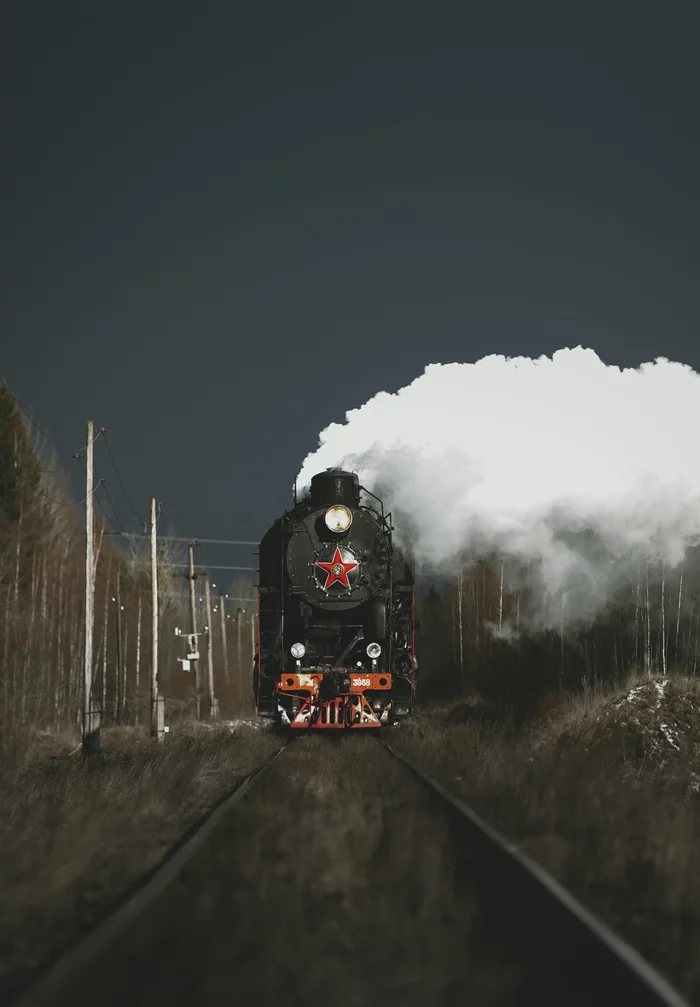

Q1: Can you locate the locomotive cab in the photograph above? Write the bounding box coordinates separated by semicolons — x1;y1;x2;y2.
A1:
255;468;415;728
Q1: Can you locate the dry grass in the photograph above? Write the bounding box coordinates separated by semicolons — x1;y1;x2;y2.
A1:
22;735;571;1007
395;673;700;1004
5;683;700;1003
0;721;282;1002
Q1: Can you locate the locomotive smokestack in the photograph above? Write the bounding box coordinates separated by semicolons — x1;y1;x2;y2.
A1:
309;468;360;509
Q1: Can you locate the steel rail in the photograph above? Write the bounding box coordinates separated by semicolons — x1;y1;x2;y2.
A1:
12;742;290;1007
381;740;690;1007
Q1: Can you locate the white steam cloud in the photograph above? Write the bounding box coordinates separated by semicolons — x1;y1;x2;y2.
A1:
297;348;700;630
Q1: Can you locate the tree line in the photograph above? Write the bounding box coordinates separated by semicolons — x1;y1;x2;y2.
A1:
416;550;700;712
0;385;256;752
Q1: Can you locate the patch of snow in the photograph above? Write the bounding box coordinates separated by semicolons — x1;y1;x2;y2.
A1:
220;718;264;732
614;684;646;709
654;678;668;709
659;723;681;751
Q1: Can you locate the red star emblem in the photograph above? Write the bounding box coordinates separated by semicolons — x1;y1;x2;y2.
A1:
315;546;358;589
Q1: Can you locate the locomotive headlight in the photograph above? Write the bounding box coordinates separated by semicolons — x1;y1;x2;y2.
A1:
324;505;352;533
366;642;382;659
290;642;306;659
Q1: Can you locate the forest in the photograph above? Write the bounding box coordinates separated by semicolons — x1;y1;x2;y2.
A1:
0;384;256;755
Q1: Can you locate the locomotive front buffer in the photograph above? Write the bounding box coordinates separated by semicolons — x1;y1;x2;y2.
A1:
274;666;392;728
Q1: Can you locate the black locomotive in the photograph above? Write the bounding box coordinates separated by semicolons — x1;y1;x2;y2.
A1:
254;468;415;728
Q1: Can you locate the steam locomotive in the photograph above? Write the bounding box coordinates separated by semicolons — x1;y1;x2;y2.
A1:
254;468;416;728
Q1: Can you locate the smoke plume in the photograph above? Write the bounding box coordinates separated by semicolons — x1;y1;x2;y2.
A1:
297;348;700;630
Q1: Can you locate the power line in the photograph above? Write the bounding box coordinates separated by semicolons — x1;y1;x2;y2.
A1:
26;482;74;510
165;564;257;571
12;466;84;510
94;482;145;565
114;534;258;546
102;431;146;528
70;427;103;465
1;380;64;452
101;483;140;545
0;456;64;478
74;454;105;509
76;454;155;568
170;592;257;600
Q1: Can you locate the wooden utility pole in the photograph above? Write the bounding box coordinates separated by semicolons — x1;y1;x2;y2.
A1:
250;609;256;673
82;420;99;753
101;551;111;720
188;543;201;719
249;609;256;715
237;608;243;669
115;566;123;724
219;594;229;684
204;574;219;719
236;607;243;712
122;617;129;722
134;587;142;727
151;497;164;739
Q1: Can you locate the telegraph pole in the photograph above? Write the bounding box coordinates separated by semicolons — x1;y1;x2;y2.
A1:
219;594;229;684
188;543;201;719
115;566;123;725
204;574;218;719
134;587;142;727
151;497;164;739
250;609;256;669
237;608;243;669
250;609;256;716
237;607;243;712
82;420;99;753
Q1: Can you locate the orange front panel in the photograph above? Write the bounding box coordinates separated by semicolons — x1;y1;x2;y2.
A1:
346;672;391;692
277;672;322;693
276;672;391;694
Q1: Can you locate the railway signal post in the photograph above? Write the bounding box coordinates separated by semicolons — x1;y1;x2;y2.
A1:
219;593;229;684
236;607;243;713
204;573;219;719
188;543;202;719
150;496;165;740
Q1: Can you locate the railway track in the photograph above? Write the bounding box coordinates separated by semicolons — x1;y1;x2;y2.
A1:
11;733;691;1007
11;741;291;1007
379;739;690;1007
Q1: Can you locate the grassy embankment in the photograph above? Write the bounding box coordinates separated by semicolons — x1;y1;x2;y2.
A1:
0;721;281;1002
396;672;700;1004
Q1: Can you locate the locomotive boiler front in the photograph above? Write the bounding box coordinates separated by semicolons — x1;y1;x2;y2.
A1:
255;468;415;728
286;471;390;613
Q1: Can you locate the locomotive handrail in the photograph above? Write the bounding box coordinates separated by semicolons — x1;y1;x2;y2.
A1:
359;483;384;517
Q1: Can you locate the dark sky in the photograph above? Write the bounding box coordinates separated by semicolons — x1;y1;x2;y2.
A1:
3;5;699;568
